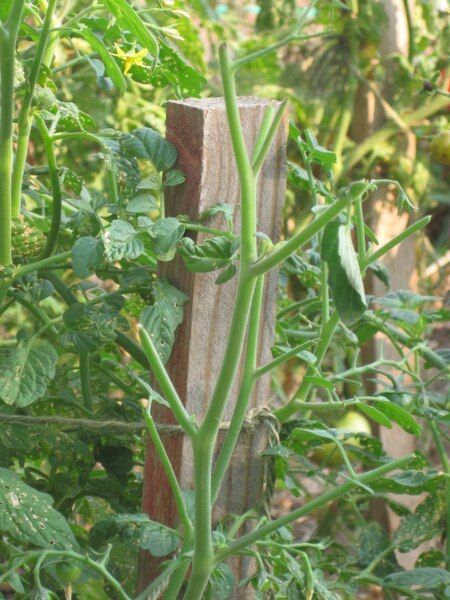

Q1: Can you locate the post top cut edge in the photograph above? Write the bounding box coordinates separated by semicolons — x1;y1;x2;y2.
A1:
167;96;282;111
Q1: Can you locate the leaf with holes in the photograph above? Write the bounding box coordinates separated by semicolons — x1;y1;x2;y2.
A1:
140;280;187;363
393;492;445;552
0;340;57;407
62;301;126;353
384;567;450;590
89;513;179;557
0;469;78;550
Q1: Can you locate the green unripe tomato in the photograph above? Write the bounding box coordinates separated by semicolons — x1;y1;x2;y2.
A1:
311;411;371;467
56;562;82;585
430;131;450;166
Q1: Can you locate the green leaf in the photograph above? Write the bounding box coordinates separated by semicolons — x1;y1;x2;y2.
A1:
126;194;158;214
358;523;398;577
207;564;235;600
72;237;104;279
357;402;392;429
368;261;390;289
0;340;57;407
147;217;185;256
163;169;185;187
103;219;144;261
384;567;450;590
178;236;237;272
0;0;12;20
215;263;237;284
120;128;177;171
62;301;125;353
290;124;337;171
89;513;179;557
372;397;421;435
321;221;367;325
371;469;444;494
140;280;187;363
76;28;126;94
303;375;334;391
99;0;158;57
0;469;78;550
393;492;445;552
199;203;234;224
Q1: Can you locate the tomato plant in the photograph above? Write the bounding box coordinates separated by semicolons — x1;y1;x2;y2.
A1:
0;1;448;599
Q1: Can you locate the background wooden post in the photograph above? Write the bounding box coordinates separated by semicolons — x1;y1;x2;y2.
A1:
137;97;288;594
351;0;428;568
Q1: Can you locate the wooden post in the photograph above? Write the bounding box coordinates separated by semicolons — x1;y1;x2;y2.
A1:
137;97;288;594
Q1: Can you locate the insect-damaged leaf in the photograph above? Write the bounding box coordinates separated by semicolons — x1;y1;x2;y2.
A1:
89;513;179;557
393;491;445;552
0;469;78;550
62;301;125;353
321;220;367;325
140;280;187;363
120;127;177;171
384;567;450;590
0;340;57;407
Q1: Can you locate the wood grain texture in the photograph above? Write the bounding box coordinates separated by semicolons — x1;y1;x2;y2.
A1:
138;97;288;593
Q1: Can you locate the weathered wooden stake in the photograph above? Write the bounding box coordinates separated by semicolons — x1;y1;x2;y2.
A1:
137;97;288;594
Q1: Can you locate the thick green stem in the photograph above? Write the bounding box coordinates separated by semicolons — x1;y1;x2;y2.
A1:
183;439;215;600
211;274;264;502
183;44;259;600
35;115;62;259
252;101;287;175
0;0;27;265
11;0;58;217
216;454;414;559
